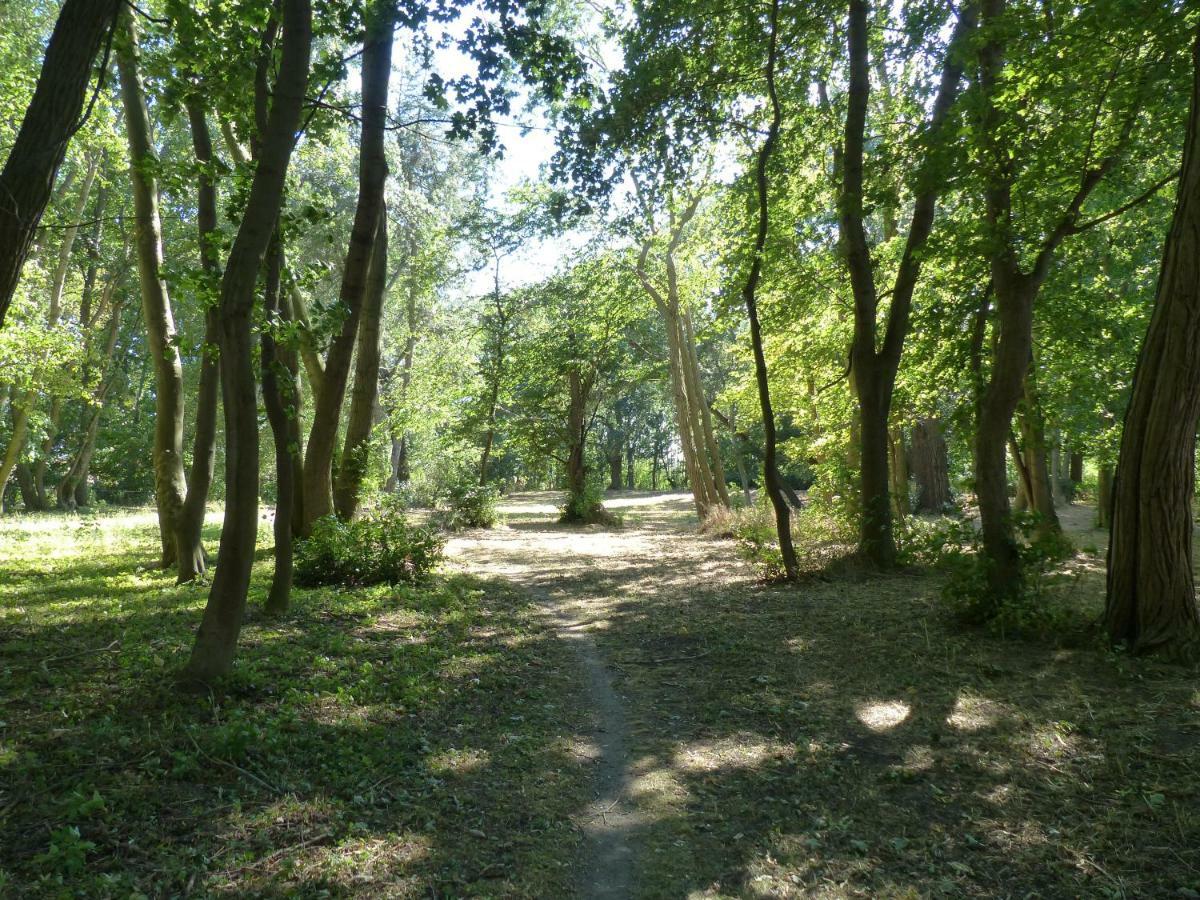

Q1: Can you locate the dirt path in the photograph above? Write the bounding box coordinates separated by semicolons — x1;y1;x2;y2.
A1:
445;491;744;900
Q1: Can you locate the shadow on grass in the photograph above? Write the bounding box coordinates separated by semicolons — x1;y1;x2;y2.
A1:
0;522;593;896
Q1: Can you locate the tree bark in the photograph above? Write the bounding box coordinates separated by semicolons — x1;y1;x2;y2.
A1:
837;0;976;567
333;207;388;520
888;424;909;520
0;0;122;328
183;0;312;682
1016;370;1060;534
116;8;188;567
910;418;951;512
262;232;295;614
301;0;393;531
175;97;224;582
742;0;797;578
1096;463;1113;529
1105;30;1200;655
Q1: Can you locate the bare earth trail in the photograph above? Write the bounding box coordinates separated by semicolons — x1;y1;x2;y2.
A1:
445;492;1200;899
445;491;751;899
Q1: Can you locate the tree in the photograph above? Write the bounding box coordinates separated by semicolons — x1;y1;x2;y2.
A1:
183;0;313;682
834;0;976;566
1105;28;1200;657
301;0;394;531
0;0;122;328
116;6;189;568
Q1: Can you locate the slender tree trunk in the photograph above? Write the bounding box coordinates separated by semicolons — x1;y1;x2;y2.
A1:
0;407;31;513
0;0;122;327
910;418;951;512
1017;371;1060;534
262;232;295;614
175;97;224;582
1105;31;1200;654
116;9;188;567
681;308;730;507
302;1;393;531
333;207;388;520
58;290;124;509
563;368;590;516
743;0;797;578
183;0;312;682
1096;463;1114;529
888;424;909;520
31;157;98;507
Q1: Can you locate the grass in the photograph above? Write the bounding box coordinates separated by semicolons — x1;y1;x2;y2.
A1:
0;508;590;897
3;495;1200;898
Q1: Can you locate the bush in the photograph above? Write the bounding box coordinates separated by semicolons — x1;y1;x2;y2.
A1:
560;473;621;526
434;482;500;530
909;510;1076;636
295;505;444;587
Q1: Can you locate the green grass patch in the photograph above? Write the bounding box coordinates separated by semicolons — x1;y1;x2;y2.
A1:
0;508;589;897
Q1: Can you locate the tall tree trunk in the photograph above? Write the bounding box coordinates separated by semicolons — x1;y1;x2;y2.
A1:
681;308;730;507
175;97;224;582
910;417;951;512
1069;451;1083;486
333;207;388;520
836;0;976;568
116;9;188;567
1017;370;1060;534
0;0;122;327
888;424;909;520
743;0;797;578
183;0;312;682
1096;463;1114;529
625;443;635;490
301;1;393;531
262;232;295;614
1105;30;1200;655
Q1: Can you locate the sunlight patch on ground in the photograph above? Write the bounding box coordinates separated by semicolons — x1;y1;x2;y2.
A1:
855;699;912;731
426;747;490;775
673;736;794;774
947;694;1002;732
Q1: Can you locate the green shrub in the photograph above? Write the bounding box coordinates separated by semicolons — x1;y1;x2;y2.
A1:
560;472;621;526
434;482;500;530
295;505;444;587
915;510;1076;636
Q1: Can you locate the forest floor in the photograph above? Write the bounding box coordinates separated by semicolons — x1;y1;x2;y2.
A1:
1;493;1199;897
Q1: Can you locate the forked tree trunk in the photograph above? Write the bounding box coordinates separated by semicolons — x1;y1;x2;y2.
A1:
117;9;188;567
0;0;122;327
302;1;392;531
836;0;976;568
183;0;312;682
333;207;388;521
175;97;224;582
1105;32;1200;655
910;417;951;512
